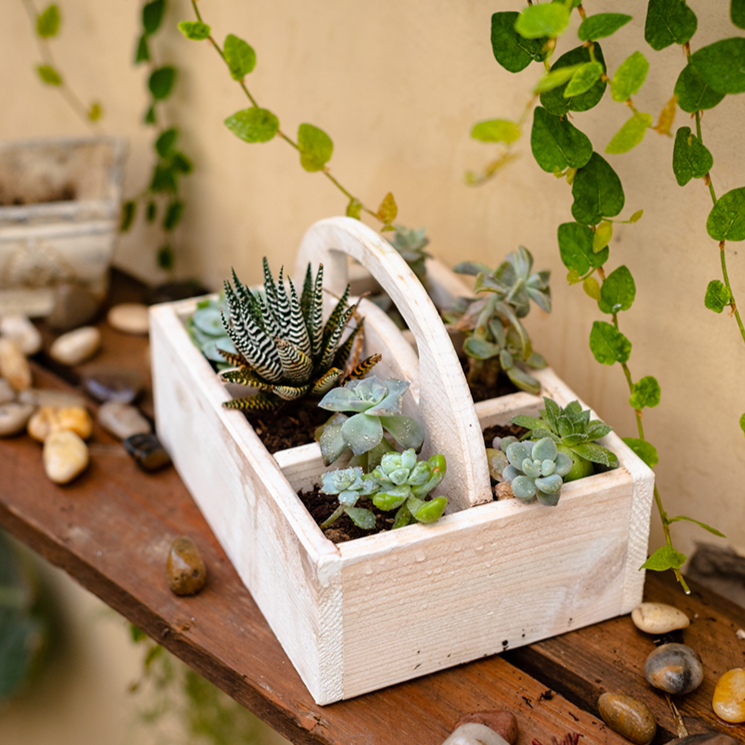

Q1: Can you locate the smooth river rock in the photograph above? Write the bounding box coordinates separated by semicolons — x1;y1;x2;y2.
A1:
0;338;32;391
454;712;517;745
123;433;171;472
632;602;690;635
98;402;150;440
0;313;42;355
81;365;143;404
441;723;511;745
43;430;89;484
50;327;101;366
167;536;207;596
666;736;739;745
0;379;14;405
712;668;745;723
644;643;704;695
107;303;150;336
28;406;93;442
598;692;656;745
18;388;87;409
0;403;35;437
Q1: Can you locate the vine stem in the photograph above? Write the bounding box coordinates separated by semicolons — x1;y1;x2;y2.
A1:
190;0;383;224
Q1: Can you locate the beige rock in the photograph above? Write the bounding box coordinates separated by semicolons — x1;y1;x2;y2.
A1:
107;303;150;336
0;338;32;391
0;379;14;405
18;388;87;409
632;602;690;634
49;326;101;366
43;431;89;484
0;313;42;355
441;723;511;745
28;406;93;442
98;402;151;440
0;403;35;437
713;668;745;723
598;692;656;745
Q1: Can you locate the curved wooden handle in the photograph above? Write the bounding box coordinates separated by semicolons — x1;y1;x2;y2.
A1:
294;216;491;511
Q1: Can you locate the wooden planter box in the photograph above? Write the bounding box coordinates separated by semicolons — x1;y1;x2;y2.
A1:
150;217;655;705
0;136;126;317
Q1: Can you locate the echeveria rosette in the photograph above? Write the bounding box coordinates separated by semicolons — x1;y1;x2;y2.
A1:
510;397;618;480
319;466;379;529
317;376;424;466
186;297;236;369
501;437;573;506
372;449;447;528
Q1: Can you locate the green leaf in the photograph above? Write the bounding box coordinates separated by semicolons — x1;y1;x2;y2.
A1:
150;165;176;193
672;127;713;186
515;3;571;39
163;201;184;231
120;201;136;232
589;321;631;365
611;51;649;102
623;437;659;467
490;11;548;73
606;112;652;155
36;65;62;86
178;21;211;41
135;34;150;64
674;63;726;113
630;209;644;223
509;415;545;431
157;245;175;271
707;187;745;241
345;507;377;530
171;152;193;174
629;376;661;409
599;265;635;314
149;66;176;100
690;38;745;95
36;4;60;38
224;34;256;80
377;192;397;224
733;0;745;29
530;107;592;173
146;201;157;222
224;108;279;143
471;119;521;144
644;0;698;51
558;222;609;274
298;124;333;172
564;62;604;97
571;152;625;225
346;198;361;220
704;279;732;312
88;103;102;121
155;128;177;158
534;64;584;94
572;442;618;468
463;336;500;360
641;545;687;572
412;497;447;524
669;515;724;537
740;412;745;436
583;276;601;300
143;0;165;35
541;44;607;116
578;13;632;41
593;221;613;252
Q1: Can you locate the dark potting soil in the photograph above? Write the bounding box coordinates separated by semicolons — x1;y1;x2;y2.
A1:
482;422;529;450
459;356;520;403
244;401;330;454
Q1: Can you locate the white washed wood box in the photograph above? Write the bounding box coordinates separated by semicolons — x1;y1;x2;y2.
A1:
0;136;126;317
150;217;655;705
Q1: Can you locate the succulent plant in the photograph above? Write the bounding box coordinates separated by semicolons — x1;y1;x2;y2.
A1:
509;397;619;479
443;246;551;395
388;226;431;285
218;259;380;411
499;436;574;506
317;376;424;466
319;466;380;529
186;297;236;370
372;449;447;528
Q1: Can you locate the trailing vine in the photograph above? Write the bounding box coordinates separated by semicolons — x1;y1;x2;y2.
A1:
21;1;102;126
472;0;745;591
120;0;194;273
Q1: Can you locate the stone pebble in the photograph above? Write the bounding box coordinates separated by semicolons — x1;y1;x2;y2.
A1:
98;402;151;441
0;313;42;355
28;406;93;442
441;723;511;745
0;403;36;437
0;338;32;391
50;327;101;366
666;736;739;745
712;668;745;723
0;379;14;405
107;303;150;336
644;643;704;695
632;602;690;635
18;388;87;409
167;536;207;596
597;692;656;745
454;712;517;745
81;365;143;404
123;432;171;472
43;430;89;484
47;283;100;331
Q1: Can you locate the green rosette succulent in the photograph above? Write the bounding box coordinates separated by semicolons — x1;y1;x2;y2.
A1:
372;449;447;528
319;467;379;529
509;397;618;480
388;226;431;285
317;376;424;467
500;437;573;506
186;297;236;370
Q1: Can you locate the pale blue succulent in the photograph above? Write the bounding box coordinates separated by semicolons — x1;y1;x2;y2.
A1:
319;466;379;529
317;376;424;466
500;437;573;506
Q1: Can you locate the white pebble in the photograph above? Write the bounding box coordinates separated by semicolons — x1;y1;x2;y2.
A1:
442;724;510;745
107;303;150;336
50;327;101;366
0;313;42;355
98;402;151;440
0;379;14;405
0;403;35;437
43;430;89;484
736;629;745;640
0;338;32;391
632;602;690;634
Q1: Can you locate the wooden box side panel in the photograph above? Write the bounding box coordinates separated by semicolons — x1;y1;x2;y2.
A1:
150;305;344;704
338;469;635;699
